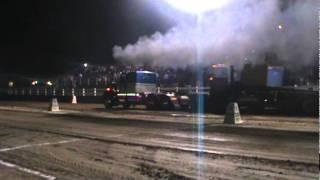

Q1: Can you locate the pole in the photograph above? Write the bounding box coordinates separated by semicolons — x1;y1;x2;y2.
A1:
230;65;235;102
82;88;85;97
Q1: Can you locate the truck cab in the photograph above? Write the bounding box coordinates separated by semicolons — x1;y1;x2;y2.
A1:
104;71;156;108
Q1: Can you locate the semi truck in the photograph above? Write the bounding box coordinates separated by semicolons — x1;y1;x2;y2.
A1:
103;71;190;110
206;64;318;116
104;66;317;116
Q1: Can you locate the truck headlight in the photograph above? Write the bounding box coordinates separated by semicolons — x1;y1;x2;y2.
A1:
180;96;189;100
170;97;177;101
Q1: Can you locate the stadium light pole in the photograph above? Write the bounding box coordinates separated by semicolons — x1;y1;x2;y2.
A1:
163;1;231;179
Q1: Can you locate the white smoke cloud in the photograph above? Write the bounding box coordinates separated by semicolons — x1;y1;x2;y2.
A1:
113;0;318;69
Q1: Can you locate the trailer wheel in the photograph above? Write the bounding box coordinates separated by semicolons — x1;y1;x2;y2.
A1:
158;94;174;110
302;99;316;116
180;104;190;111
122;102;130;109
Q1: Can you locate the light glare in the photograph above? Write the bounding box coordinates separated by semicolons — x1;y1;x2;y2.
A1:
165;0;230;14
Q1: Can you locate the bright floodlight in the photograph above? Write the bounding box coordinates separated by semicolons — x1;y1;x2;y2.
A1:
165;0;230;14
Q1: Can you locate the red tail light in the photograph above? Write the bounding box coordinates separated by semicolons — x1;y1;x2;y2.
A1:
106;87;112;92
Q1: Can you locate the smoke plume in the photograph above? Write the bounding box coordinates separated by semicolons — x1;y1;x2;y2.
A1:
113;0;318;69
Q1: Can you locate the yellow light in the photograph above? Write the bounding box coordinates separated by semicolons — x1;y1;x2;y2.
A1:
47;81;53;86
8;81;14;87
32;81;38;86
170;97;177;101
212;64;226;68
209;77;214;81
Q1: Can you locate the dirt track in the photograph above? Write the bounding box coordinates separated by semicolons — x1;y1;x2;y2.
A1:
0;101;318;179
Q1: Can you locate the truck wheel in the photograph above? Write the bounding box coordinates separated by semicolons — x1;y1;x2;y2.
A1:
104;99;113;109
252;104;264;114
146;99;156;110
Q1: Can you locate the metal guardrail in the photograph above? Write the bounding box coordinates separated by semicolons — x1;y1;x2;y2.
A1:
2;87;211;97
3;88;105;97
158;86;210;95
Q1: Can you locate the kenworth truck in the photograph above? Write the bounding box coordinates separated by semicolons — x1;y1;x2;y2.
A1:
103;71;190;110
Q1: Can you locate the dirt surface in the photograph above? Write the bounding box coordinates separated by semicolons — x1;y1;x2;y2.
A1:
0;101;318;179
0;165;43;180
0;101;317;132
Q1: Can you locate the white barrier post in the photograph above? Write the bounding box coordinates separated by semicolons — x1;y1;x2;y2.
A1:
195;86;199;94
71;88;77;104
48;98;60;112
45;88;48;96
82;88;85;96
62;89;65;96
157;87;161;94
224;103;243;124
94;88;97;96
53;88;56;97
36;89;40;96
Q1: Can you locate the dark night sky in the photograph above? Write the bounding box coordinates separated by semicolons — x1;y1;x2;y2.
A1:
1;0;173;77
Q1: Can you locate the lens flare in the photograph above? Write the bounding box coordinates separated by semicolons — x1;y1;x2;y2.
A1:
165;0;230;14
